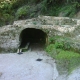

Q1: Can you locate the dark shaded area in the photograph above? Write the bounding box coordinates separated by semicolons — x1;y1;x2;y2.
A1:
18;52;23;55
19;28;47;49
36;58;43;61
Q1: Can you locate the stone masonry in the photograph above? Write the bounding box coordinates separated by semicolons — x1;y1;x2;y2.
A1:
0;16;80;53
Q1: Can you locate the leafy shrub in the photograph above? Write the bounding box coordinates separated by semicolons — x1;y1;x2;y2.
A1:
55;40;64;49
49;36;61;44
3;13;14;24
0;0;16;26
58;2;79;17
45;44;55;53
15;5;30;19
0;13;14;26
63;41;72;50
49;37;55;43
45;43;80;59
0;0;80;26
45;44;59;58
49;36;73;50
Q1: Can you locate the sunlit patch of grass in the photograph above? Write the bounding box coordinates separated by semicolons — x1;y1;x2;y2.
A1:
56;50;80;74
45;44;80;74
56;50;80;59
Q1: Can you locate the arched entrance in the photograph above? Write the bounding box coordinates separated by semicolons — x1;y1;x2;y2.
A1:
19;28;48;51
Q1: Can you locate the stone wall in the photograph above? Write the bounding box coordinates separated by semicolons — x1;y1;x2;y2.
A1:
0;16;80;53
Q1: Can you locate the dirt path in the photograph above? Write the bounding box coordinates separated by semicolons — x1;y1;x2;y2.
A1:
0;51;58;80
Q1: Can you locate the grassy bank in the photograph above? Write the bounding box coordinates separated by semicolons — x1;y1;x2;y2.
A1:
45;36;80;74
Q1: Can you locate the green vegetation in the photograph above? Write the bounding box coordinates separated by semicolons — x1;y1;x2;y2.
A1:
45;36;80;74
0;0;80;26
15;5;30;19
57;50;80;74
48;36;71;50
48;36;80;53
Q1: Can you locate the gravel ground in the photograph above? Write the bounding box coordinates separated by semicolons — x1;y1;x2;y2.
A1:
0;51;59;80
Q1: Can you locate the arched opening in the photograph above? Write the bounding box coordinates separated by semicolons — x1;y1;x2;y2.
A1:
19;28;47;51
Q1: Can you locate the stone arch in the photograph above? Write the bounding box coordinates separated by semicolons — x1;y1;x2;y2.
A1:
19;28;48;49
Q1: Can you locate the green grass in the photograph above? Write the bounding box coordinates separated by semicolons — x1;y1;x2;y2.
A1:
45;43;80;74
56;50;80;74
56;50;80;59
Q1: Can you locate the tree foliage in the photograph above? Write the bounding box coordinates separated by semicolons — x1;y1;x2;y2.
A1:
0;0;80;26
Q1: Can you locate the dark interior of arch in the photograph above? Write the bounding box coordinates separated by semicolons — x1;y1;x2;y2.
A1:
19;28;47;50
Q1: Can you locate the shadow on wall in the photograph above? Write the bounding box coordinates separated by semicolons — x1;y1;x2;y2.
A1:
19;28;48;49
